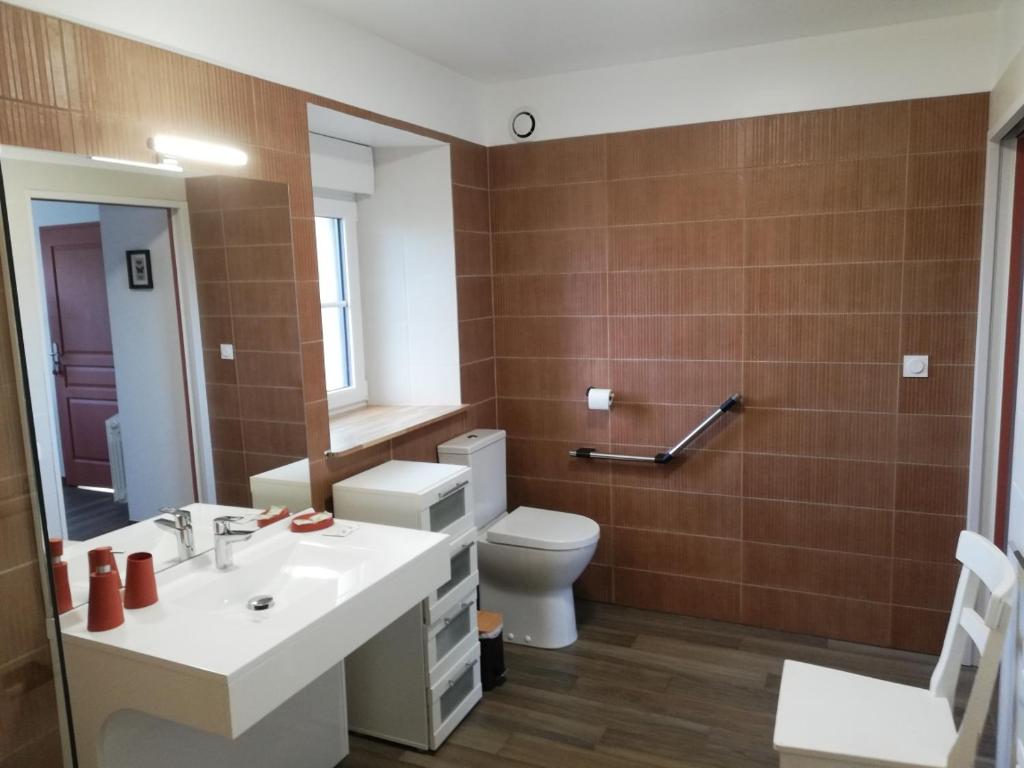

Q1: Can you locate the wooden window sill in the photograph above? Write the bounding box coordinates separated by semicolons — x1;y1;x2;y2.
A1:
326;404;468;458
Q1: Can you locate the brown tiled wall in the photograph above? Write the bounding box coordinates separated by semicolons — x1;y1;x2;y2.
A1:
490;94;988;653
453;142;498;431
185;176;307;506
0;227;62;761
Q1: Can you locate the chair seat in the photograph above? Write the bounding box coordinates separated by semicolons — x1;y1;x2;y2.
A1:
774;660;957;768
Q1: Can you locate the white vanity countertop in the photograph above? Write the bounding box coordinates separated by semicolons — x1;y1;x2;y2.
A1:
60;517;450;737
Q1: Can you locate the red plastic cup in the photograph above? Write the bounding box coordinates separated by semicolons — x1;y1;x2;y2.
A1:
87;546;122;588
52;560;73;614
123;552;158;609
87;566;124;632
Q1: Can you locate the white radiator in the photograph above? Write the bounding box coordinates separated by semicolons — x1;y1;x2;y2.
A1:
105;414;127;503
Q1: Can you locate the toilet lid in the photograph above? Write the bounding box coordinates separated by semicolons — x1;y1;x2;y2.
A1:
486;507;600;551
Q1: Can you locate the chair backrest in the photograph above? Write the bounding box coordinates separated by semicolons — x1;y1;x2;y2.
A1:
929;531;1016;766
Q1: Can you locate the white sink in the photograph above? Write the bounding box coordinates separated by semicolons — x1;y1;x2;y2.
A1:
60;517;450;768
161;536;369;619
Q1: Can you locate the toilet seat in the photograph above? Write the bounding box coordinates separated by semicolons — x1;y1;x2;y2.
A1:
485;506;599;551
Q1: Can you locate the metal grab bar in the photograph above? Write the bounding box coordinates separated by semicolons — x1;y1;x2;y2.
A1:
569;394;742;464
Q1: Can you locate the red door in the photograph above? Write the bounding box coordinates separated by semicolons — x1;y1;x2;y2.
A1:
39;222;119;488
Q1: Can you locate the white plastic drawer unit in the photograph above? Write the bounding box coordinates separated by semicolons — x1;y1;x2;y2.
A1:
427;526;479;621
426;585;478;679
429;642;482;750
332;460;473;539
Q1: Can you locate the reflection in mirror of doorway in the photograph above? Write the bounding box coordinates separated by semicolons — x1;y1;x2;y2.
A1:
29;200;197;542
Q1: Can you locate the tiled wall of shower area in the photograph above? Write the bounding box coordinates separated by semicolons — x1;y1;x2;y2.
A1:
489;93;987;653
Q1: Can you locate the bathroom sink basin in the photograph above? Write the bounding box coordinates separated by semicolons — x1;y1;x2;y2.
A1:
161;535;368;618
60;518;450;743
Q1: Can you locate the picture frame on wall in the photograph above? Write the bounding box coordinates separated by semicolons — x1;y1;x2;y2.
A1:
126;249;153;290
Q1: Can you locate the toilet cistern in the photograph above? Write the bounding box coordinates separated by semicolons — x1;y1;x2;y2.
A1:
154;507;195;561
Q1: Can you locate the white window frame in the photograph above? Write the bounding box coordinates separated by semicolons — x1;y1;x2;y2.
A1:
314;197;367;412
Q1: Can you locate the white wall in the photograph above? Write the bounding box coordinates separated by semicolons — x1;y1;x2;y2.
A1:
31;201;99;229
990;0;1024;135
8;0;485;145
358;146;461;406
483;11;1003;144
98;205;194;521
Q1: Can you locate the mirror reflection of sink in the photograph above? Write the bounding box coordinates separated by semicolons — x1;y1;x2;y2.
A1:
61;503;269;608
161;536;369;619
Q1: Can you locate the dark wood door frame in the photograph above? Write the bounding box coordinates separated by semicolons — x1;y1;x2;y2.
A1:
994;138;1024;549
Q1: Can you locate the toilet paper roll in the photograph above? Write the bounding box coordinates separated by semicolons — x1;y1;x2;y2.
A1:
587;387;614;410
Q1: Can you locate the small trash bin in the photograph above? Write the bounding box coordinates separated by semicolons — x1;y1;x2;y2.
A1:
477;610;506;691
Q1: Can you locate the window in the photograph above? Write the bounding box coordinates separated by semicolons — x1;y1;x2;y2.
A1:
315;198;366;411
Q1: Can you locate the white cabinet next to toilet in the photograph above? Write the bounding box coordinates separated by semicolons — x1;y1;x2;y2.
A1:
333;461;481;750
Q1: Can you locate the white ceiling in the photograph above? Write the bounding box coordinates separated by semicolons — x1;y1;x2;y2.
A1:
297;0;1004;83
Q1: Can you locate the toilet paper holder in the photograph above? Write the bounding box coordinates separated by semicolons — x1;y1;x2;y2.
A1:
569;393;742;464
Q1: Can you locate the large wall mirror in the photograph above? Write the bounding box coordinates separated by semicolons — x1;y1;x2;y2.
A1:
0;146;307;602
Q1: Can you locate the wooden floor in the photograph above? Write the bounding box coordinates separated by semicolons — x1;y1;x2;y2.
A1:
342;600;996;768
64;486;129;541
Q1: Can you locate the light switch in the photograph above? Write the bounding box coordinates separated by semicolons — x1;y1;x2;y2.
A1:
903;354;928;378
220;343;235;361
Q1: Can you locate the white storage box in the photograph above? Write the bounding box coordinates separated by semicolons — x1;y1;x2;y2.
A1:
332;460;472;538
249;458;312;511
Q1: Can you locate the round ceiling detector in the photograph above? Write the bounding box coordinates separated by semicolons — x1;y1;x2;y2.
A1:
510;109;536;141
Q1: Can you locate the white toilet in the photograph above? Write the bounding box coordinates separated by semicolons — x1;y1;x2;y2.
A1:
437;429;599;649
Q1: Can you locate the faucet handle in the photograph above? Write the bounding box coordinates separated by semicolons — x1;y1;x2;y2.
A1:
159;507;192;527
214;516;253;535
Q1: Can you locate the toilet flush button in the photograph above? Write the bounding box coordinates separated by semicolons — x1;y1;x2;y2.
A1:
903;355;928;378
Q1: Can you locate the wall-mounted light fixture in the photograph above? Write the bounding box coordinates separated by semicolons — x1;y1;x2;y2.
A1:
91;156;183;173
149;134;248;167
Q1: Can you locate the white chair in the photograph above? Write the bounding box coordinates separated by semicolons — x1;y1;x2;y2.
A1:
773;530;1016;768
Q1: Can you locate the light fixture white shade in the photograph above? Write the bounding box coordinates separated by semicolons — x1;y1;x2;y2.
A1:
150;134;248;167
91;156;184;173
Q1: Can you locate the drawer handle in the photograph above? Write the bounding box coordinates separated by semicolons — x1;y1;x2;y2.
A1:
444;601;474;625
446;661;476;687
438;480;469;500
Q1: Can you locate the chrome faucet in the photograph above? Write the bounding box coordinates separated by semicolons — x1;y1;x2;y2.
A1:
213;516;253;570
154;507;195;561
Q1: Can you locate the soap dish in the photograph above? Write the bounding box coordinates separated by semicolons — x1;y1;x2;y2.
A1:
255;506;290;528
290;510;333;533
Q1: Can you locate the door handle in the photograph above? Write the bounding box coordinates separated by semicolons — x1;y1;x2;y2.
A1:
49;342;62;375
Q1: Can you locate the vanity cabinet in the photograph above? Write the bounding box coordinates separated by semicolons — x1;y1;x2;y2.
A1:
334;461;482;750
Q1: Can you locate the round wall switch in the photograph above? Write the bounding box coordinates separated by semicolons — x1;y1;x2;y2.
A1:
903;355;928;378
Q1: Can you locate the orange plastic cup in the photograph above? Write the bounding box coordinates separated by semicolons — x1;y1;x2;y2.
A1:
123;552;158;609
